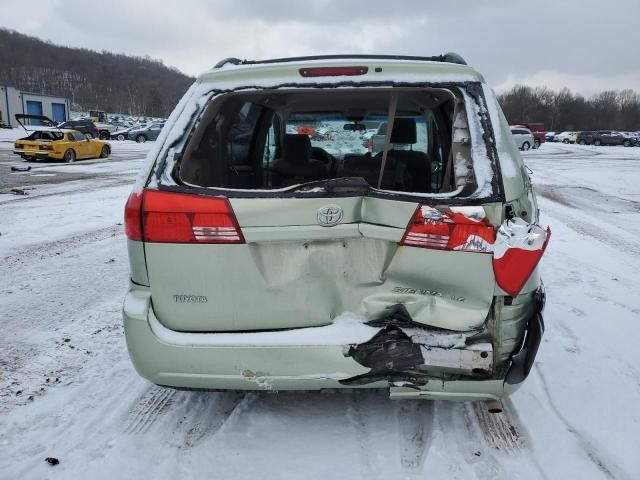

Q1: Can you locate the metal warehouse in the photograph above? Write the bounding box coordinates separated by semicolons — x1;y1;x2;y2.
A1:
0;85;70;127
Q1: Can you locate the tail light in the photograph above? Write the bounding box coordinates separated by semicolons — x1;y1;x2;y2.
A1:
124;190;143;241
400;205;495;253
124;189;244;244
493;220;550;296
299;66;368;77
401;207;550;297
39;144;54;150
367;137;373;153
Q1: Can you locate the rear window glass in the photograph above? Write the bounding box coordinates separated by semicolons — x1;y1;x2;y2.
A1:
27;131;64;141
68;132;85;141
177;88;479;195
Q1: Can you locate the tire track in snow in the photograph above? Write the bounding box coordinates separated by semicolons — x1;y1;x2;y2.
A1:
345;392;381;479
468;401;527;454
124;386;176;434
397;400;435;471
435;402;510;480
2;224;123;271
0;176;134;202
172;391;246;449
538;196;640;257
555;319;581;354
535;365;633;480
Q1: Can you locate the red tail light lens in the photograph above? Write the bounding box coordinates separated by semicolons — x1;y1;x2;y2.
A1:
39;144;54;150
493;221;550;296
400;206;495;253
401;207;550;296
299;66;368;77
124;190;143;241
124;189;244;244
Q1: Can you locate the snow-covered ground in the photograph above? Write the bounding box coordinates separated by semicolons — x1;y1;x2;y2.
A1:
1;142;639;479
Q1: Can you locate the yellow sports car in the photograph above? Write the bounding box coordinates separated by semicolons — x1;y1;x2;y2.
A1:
13;114;111;163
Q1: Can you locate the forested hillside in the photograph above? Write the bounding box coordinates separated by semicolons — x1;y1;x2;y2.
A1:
0;28;194;117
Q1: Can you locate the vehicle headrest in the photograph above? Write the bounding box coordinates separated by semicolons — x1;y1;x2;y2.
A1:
284;134;312;164
390;118;417;144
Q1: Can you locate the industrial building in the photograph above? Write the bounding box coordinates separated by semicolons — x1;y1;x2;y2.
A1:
0;85;70;127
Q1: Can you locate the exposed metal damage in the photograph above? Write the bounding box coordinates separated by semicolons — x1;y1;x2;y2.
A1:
340;304;494;387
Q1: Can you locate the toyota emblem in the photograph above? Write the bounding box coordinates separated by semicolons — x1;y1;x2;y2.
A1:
317;204;343;227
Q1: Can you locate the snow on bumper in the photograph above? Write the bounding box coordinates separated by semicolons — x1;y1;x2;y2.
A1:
122;286;523;400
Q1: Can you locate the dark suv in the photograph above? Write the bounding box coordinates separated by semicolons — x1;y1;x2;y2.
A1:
576;131;595;145
58;120;99;138
578;130;635;147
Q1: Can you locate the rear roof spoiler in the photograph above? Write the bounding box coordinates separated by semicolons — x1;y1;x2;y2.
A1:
14;113;61;133
213;53;467;69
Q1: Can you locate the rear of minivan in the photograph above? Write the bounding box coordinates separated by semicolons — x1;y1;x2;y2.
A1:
123;55;549;401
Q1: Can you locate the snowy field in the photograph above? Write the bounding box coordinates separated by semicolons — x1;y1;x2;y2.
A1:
1;141;640;479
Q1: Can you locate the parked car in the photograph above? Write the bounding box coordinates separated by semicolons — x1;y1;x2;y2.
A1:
128;123;163;143
554;131;577;144
575;131;596;145
14;114;110;162
123;53;549;402
516;123;545;148
112;126;134;141
544;132;556;142
58;119;99;139
365;122;387;153
93;121;118;140
583;131;636;147
628;132;640;146
510;126;535;150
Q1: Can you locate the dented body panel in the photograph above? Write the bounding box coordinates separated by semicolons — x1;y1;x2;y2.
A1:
123;285;540;399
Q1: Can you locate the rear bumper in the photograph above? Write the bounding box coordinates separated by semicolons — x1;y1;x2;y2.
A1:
122;285;537;401
13;150;62;160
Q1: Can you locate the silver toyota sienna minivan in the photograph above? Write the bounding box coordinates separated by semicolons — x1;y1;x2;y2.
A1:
123;54;550;401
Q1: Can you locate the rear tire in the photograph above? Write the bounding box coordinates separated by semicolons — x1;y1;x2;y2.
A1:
579;140;587;145
534;139;540;148
562;139;569;144
594;139;602;146
522;141;531;150
100;145;110;158
116;134;125;141
64;149;76;163
623;139;631;147
136;134;147;143
99;131;110;140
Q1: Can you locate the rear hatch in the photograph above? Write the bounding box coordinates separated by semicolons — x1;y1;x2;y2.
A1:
131;75;509;333
139;190;502;332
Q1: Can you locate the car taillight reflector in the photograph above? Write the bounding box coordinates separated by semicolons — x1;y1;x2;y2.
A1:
400;206;495;253
39;144;54;150
299;66;368;77
142;189;244;244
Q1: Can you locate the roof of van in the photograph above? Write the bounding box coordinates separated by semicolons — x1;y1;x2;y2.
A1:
197;54;485;86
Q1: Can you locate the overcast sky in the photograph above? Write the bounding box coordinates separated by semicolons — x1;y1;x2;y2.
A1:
1;0;639;95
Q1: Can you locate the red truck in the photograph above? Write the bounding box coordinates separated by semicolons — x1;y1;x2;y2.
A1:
515;123;545;148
